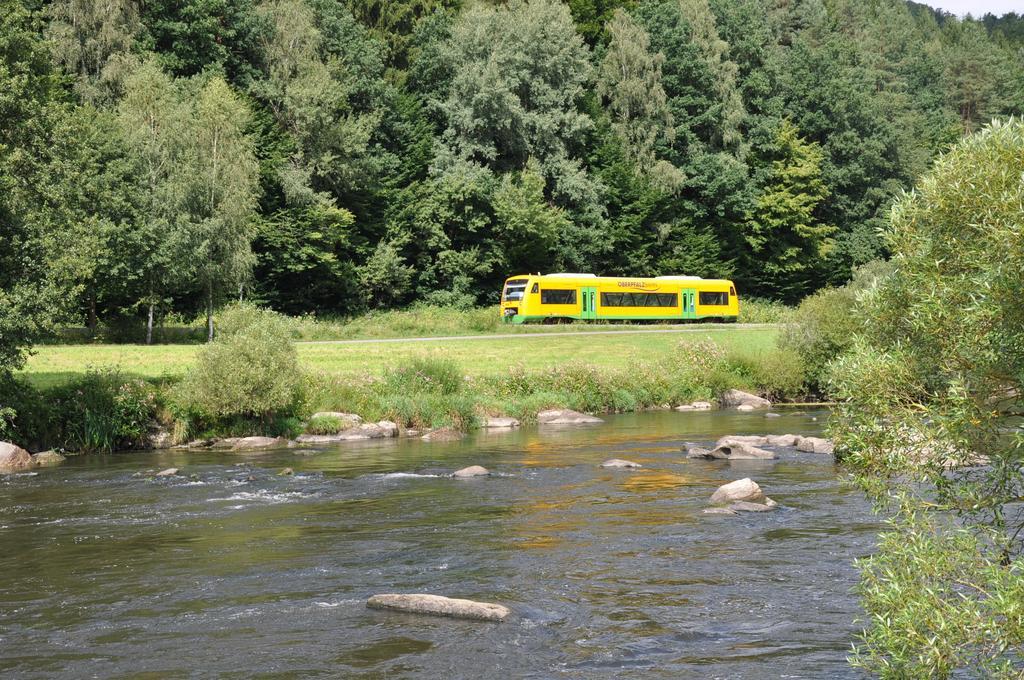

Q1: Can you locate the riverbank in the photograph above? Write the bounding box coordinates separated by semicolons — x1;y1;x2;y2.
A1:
4;329;810;456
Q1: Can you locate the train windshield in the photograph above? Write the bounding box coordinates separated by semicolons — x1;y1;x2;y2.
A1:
503;279;529;302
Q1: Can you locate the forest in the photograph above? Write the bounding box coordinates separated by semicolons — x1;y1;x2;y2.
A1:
2;0;1023;362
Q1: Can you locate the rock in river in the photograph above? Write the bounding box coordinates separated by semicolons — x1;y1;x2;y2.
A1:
223;436;288;451
719;389;771;409
796;436;834;454
689;440;776;460
453;465;489;477
729;499;777;512
155;468;179;477
766;434;800;447
31;450;66;466
601;459;641;469
0;442;34;472
366;593;510;622
483;417;520;428
709;477;767;505
296;423;390;444
422;428;464;442
537;409;603;425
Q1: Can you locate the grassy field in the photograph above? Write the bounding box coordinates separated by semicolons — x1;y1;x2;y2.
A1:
22;327;778;389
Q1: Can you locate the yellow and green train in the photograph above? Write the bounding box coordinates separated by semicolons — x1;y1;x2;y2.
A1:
500;273;739;324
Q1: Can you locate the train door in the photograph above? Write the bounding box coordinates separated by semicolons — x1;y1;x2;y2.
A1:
682;288;696;320
581;286;597;320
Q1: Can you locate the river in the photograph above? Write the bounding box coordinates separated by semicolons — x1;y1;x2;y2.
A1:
0;409;876;678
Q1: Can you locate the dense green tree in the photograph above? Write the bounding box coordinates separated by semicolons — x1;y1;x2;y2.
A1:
597;9;682;192
744;120;833;300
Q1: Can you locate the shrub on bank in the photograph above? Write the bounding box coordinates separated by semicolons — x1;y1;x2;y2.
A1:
738;297;793;324
172;304;304;426
47;369;156;452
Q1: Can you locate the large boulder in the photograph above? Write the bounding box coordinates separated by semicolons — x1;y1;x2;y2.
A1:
155;467;179;477
366;594;509;622
766;434;800;447
483;417;520;428
147;429;173;449
376;421;399;438
601;458;641;469
0;442;33;472
296;423;388;443
716;435;769;447
710;478;766;505
221;436;288;451
796;436;834;454
453;465;489;477
537;409;603;425
31;450;66;466
689;441;776;460
720;389;771;409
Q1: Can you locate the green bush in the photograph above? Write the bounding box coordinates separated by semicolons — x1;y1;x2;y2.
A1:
779;260;892;391
173;304;304;423
47;369;156;452
384;356;463;395
305;414;347;434
738;297;793;323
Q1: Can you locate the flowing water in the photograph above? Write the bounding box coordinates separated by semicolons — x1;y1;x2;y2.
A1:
0;409;877;679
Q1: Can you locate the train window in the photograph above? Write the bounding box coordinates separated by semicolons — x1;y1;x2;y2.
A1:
601;292;677;307
541;289;577;305
531;283;539;294
503;279;528;302
699;291;728;306
729;286;736;297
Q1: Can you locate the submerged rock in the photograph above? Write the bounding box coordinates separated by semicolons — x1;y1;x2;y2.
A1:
737;404;756;412
702;507;737;516
710;478;766;505
366;593;510;622
483;417;520;428
222;436;288;451
537;409;603;425
720;389;771;409
31;450;66;466
278;467;294;476
728;499;777;512
796;436;834;454
0;442;33;472
601;458;642;469
453;465;489;477
764;412;781;418
422;428;464;442
155;467;179;477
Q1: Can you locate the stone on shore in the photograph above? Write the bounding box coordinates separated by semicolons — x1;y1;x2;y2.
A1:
710;478;766;505
796;436;834;454
366;593;509;622
601;459;642;469
422;427;465;442
453;465;489;477
147;429;173;449
483;417;520;428
0;442;34;472
155;467;179;477
31;450;66;466
537;409;603;425
376;421;399;438
720;389;771;409
691;401;713;410
310;412;363;427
